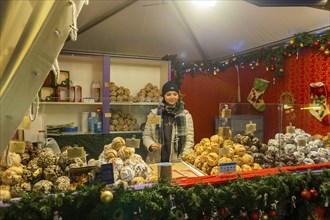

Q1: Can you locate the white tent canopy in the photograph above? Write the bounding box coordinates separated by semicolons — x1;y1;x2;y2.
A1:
64;0;330;61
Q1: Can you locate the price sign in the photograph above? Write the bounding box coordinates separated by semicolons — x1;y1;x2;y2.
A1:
9;141;25;153
218;126;230;138
147;115;161;125
125;138;140;148
218;162;237;173
101;163;115;184
104;82;111;87
67;147;85;159
221;108;232;119
104;113;111;118
286;123;295;134
297;139;307;147
245;122;256;134
218;148;229;156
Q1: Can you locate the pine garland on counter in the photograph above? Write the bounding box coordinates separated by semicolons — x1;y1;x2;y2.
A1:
0;169;329;220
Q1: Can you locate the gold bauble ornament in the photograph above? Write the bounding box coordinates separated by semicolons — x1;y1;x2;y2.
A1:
100;190;114;203
261;213;269;220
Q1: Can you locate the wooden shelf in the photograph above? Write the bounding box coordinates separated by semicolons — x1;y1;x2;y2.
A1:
40;102;102;105
110;131;143;134
110;102;159;106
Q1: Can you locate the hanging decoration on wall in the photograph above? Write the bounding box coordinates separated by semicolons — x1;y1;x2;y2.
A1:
162;30;330;85
247;78;270;111
279;91;296;105
309;81;330;126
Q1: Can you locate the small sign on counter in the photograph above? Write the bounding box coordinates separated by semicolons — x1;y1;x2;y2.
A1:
101;163;115;184
286;123;295;134
218;162;237;174
126;137;140;148
67;147;85;159
9;141;25;153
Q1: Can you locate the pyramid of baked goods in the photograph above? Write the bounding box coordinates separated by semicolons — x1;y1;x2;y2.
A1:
183;127;330;175
133;83;162;102
182;131;263;175
0;143;79;200
262;128;330;167
97;137;157;186
109;109;140;132
109;82;134;102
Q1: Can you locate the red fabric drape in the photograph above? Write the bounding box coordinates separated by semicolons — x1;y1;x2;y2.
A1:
180;48;330;143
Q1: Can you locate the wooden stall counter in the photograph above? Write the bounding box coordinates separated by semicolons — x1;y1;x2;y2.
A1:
149;161;204;180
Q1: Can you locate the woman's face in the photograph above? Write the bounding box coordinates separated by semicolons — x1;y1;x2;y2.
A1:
164;91;179;106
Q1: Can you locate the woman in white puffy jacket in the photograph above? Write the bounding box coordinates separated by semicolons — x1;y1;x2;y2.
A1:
143;81;194;164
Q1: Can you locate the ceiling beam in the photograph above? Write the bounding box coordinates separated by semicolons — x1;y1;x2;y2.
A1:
310;0;330;10
172;1;209;61
68;0;139;41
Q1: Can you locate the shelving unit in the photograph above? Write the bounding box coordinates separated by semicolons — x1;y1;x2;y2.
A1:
38;52;170;138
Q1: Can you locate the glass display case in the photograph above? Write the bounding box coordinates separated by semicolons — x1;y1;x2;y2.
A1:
217;103;330;169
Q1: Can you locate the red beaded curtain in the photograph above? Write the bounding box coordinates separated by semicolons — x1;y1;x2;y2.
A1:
180;48;330;144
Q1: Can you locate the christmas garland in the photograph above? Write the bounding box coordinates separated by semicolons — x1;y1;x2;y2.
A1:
162;30;330;85
0;169;329;220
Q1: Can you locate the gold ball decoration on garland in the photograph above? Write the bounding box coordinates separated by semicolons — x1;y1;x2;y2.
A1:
100;190;114;203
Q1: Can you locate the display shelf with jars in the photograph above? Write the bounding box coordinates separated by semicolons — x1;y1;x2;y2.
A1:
38;52;170;136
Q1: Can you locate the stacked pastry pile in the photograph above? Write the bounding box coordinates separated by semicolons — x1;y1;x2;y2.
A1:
184;128;330;174
183;133;263;175
0;143;78;200
109;109;140;132
263;129;330;167
97;137;157;187
109;82;134;102
133;83;162;103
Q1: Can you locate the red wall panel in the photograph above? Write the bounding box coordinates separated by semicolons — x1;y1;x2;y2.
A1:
180;48;330;143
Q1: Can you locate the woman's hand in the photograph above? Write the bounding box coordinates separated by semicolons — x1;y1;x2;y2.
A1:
149;143;162;152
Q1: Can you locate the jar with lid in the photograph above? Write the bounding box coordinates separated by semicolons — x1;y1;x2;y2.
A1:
37;130;46;148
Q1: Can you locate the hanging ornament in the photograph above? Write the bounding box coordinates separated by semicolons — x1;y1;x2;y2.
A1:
269;209;277;217
266;66;269;71
283;51;288;57
289;39;294;45
324;49;329;55
218;208;230;217
249;211;259;220
261;212;269;220
299;43;304;47
112;208;124;220
314;41;320;47
301;189;312;200
291;195;297;208
319;45;326;51
202;214;210;220
100;190;114;203
325;196;329;207
255;60;260;66
310;189;319;199
264;193;268;207
270;65;275;71
133;207;142;220
239;207;249;219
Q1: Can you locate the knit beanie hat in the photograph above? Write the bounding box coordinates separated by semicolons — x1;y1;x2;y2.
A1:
162;81;180;95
